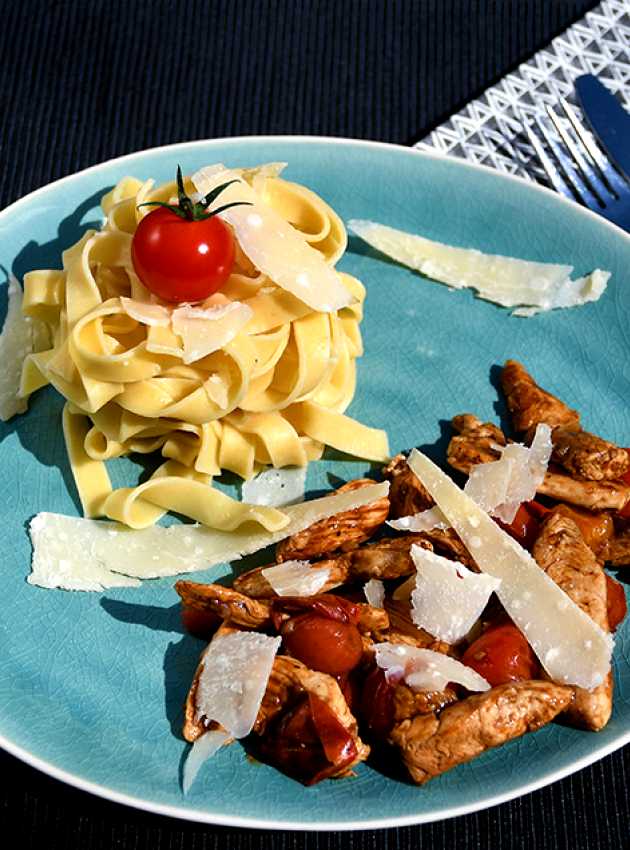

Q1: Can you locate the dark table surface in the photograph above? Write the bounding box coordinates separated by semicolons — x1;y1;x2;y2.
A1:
1;1;628;847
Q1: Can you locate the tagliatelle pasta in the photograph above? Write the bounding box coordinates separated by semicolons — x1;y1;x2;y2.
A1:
17;164;389;528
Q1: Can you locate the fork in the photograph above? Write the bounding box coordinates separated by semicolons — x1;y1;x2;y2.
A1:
522;99;630;232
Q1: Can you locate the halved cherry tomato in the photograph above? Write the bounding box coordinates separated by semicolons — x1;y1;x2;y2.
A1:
180;605;219;640
281;613;363;676
131;207;235;303
495;503;541;551
606;574;627;631
462;622;539;686
259;692;357;785
359;666;396;739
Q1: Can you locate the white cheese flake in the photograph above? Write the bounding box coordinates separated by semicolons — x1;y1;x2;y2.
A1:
409;545;501;643
171;301;253;364
464;424;552;524
348;219;609;315
241;466;306;507
120;297;172;327
406;449;613;690
182;728;231;794
28;482;389;589
387;506;450;532
195;631;281;738
261;560;330;596
364;578;385;608
374;642;490;693
0;276;50;421
193;166;353;312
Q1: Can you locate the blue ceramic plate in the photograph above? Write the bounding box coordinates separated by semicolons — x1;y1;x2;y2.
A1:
0;138;628;830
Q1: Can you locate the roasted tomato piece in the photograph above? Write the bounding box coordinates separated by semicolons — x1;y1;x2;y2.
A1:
462;622;539;687
359;665;396;739
495;501;551;551
606;574;627;632
281;613;363;676
271;594;360;630
258;693;357;785
180;605;220;640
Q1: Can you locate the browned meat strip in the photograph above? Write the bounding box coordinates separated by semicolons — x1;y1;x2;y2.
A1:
447;414;630;512
551;426;630;482
448;414;505;472
390;680;573;784
175;581;271;629
606;528;630;567
383;454;434;518
393;682;458;722
357;603;390;635
234;536;419;599
276;478;390;561
501;361;628;482
501;359;580;437
233;559;350;598
413;527;479;571
532;513;612;731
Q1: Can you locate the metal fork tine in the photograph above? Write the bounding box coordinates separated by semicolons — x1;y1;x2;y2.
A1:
545;105;609;206
521;119;576;201
559;98;627;197
532;114;601;211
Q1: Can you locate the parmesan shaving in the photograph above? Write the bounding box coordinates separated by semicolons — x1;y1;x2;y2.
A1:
195;631;281;738
0;276;50;421
261;560;330;596
348;219;610;315
374;642;490;693
241;466;306;507
171;301;253;364
28;482;389;589
406;449;613;689
364;578;385;608
464;424;552;524
409;545;501;643
387;506;449;533
182;728;231;794
120;297;171;327
193;166;353;312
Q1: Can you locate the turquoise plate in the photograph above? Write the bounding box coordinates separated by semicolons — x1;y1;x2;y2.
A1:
0;138;628;830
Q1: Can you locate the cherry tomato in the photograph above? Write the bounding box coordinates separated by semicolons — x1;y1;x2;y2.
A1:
131;207;235;303
180;605;220;640
495;504;541;551
462;622;539;687
281;613;363;676
359;666;396;739
259;692;357;785
606;574;627;632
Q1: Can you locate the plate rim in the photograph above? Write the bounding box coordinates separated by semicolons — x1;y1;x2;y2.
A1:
1;133;629;831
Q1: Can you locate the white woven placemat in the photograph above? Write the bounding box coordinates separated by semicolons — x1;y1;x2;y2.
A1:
416;0;630;183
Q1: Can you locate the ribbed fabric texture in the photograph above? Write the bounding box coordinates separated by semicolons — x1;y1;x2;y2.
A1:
3;2;628;849
1;0;596;208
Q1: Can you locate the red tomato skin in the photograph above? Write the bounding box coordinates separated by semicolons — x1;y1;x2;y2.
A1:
606;574;627;632
281;613;363;676
359;666;396;739
495;504;540;551
131;207;235;303
462;623;539;687
181;606;220;640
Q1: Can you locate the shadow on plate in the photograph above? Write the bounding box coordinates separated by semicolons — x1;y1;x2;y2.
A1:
0;188;113;514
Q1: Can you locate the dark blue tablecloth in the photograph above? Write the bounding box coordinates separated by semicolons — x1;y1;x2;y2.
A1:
1;1;628;847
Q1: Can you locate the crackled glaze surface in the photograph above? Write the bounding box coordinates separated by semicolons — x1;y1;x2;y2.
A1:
0;138;628;829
